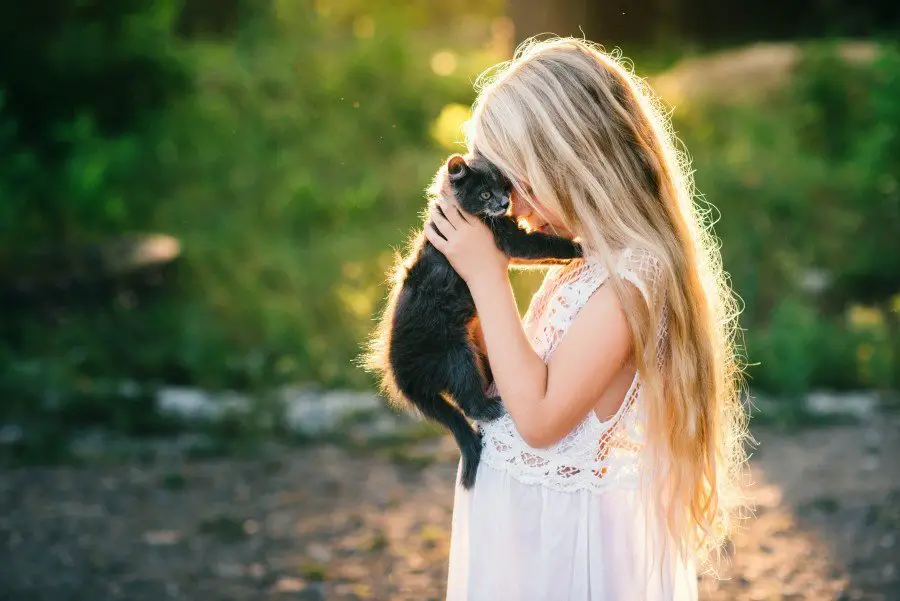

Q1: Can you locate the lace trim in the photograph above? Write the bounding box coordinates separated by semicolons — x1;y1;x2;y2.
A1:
479;247;665;494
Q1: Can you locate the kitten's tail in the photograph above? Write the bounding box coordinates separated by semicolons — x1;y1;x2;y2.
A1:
415;392;483;489
459;429;483;489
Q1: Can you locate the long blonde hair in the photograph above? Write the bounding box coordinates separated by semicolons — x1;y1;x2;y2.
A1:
466;37;750;561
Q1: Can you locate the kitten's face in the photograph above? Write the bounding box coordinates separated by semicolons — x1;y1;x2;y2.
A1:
445;154;512;218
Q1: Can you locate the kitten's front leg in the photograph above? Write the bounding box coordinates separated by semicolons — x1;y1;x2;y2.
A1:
491;219;582;265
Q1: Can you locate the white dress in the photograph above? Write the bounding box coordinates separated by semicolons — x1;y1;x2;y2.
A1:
446;248;698;601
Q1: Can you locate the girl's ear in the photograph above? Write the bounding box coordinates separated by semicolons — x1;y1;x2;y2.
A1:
447;154;468;181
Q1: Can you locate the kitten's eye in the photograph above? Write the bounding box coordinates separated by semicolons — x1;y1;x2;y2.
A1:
479;191;491;200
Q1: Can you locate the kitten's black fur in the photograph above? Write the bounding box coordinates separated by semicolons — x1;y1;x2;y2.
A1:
365;154;582;489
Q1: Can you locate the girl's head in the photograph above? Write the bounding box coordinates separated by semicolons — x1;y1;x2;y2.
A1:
467;37;749;561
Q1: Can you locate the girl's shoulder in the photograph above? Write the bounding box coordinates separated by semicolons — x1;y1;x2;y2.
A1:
615;247;663;303
539;246;663;321
580;246;662;296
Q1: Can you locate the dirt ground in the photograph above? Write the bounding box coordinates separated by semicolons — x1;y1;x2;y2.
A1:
1;415;898;601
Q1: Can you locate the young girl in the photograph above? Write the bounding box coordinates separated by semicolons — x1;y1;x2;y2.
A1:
424;38;749;600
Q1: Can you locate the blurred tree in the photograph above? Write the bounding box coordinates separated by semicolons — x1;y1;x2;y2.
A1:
508;0;588;46
177;0;242;38
509;0;900;49
0;1;188;247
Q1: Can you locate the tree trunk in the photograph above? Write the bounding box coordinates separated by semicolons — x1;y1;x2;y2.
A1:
509;0;589;47
509;0;683;51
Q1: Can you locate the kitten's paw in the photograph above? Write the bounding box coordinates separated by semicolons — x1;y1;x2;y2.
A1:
467;399;505;421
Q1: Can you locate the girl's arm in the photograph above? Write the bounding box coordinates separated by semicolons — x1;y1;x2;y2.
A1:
425;196;634;448
468;270;633;448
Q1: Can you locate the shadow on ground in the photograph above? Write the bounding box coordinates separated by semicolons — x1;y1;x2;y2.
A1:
1;415;898;601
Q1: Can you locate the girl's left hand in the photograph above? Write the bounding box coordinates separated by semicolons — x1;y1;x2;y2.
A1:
424;195;509;286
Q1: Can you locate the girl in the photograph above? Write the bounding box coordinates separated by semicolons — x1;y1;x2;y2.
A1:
424;37;750;600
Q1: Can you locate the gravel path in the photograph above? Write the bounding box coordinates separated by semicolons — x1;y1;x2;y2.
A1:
1;416;898;601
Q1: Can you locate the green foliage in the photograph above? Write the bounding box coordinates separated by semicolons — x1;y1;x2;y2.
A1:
0;1;188;248
674;42;900;397
787;45;900;304
148;11;461;389
1;2;499;438
3;0;900;443
747;299;820;399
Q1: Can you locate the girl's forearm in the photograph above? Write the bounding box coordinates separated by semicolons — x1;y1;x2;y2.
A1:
468;271;548;418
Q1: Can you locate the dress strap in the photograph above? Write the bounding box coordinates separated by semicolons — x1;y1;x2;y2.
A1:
615;247;663;305
614;247;668;369
533;258;611;361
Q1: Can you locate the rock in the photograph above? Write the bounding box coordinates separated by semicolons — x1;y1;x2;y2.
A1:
248;563;266;579
143;530;182;546
863;428;882;453
214;562;245;579
805;391;878;419
156;384;387;439
283;389;382;435
361;414;404;438
298;583;326;601
306;542;332;563
157;387;222;421
271;577;306;593
0;424;24;445
68;429;108;458
861;456;880;472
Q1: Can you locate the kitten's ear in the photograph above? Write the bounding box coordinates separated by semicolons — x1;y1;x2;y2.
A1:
447;154;468;181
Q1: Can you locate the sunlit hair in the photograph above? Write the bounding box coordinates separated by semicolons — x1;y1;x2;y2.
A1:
466;36;751;563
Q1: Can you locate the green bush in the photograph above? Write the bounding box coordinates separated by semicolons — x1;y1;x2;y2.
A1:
146;13;467;389
2;4;496;418
4;15;900;440
674;42;900;396
745;299;897;397
0;1;188;250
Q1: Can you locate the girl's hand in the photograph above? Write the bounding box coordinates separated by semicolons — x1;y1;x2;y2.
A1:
424;195;509;286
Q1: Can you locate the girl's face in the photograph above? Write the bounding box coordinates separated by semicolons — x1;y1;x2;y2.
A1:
510;186;575;239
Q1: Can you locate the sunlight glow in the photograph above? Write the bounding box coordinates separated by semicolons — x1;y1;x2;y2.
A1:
353;15;375;39
430;103;471;150
431;51;458;76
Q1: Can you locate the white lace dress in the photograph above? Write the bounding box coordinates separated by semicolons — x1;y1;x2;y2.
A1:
446;248;698;601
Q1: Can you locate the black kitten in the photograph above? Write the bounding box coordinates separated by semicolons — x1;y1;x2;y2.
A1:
364;153;582;489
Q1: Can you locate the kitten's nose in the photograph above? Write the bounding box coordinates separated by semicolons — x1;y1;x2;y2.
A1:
500;197;510;211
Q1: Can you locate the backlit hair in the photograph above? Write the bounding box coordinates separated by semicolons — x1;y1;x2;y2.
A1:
466;36;751;563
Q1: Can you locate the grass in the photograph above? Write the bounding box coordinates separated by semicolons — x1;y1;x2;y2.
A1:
161;471;187;490
419;524;445;549
750;402;861;431
198;515;248;543
366;530;390;552
385;447;437;470
299;562;328;582
802;495;842;515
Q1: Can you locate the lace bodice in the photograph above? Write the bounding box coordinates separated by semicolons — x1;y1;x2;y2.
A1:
479;247;665;494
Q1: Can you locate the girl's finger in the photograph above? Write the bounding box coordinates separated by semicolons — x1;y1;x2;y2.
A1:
452;203;471;224
439;197;465;227
424;222;447;250
431;203;456;234
441;194;470;224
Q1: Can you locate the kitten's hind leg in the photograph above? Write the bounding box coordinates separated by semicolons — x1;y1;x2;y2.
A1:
416;394;483;489
448;346;505;422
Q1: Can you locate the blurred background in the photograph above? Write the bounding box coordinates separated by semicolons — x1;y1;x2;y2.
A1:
1;1;898;600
